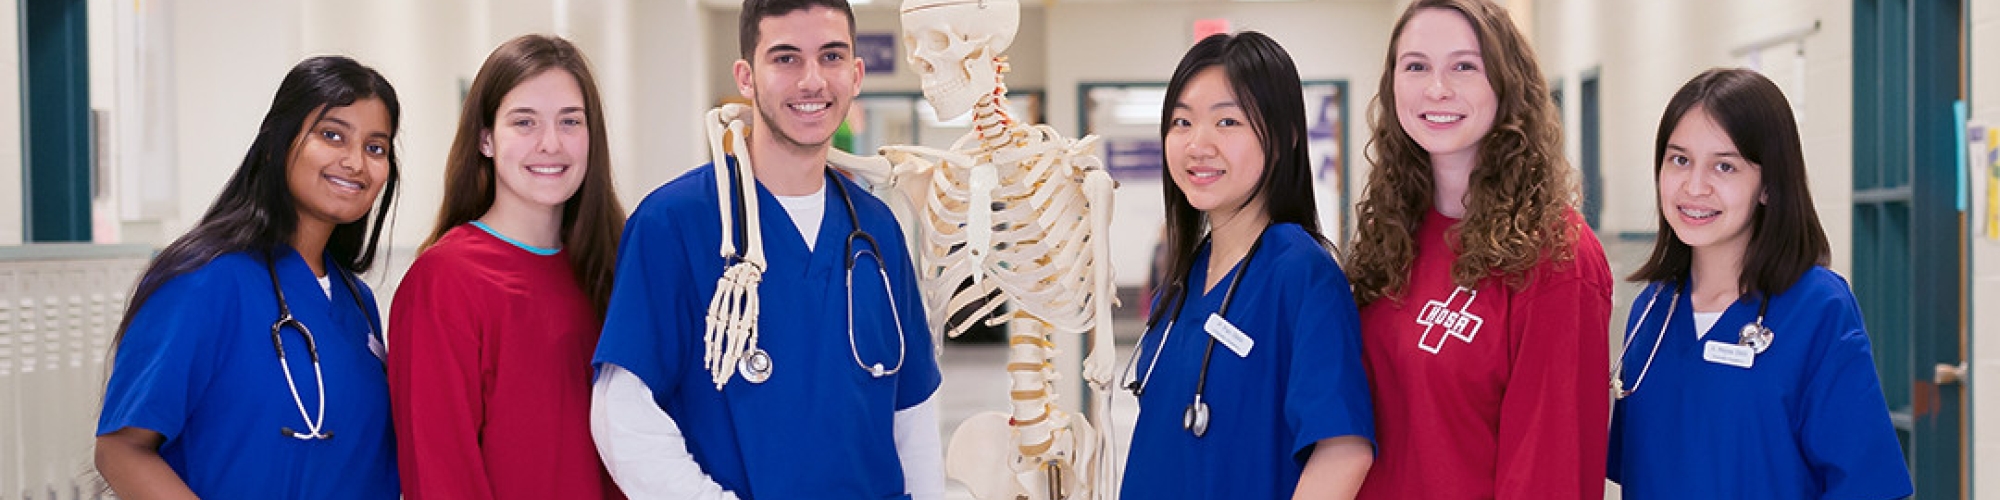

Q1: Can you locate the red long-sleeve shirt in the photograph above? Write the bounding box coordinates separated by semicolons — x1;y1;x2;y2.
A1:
1357;209;1612;499
388;224;619;500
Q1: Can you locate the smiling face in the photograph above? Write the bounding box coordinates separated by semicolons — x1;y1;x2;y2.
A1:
288;98;393;237
1392;7;1498;170
484;68;590;216
1165;66;1267;222
1659;105;1764;260
735;5;862;157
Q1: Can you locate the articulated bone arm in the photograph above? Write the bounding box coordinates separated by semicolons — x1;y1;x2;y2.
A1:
1080;167;1118;390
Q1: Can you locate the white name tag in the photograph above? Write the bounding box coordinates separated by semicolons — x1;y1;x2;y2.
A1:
1703;341;1754;369
1205;313;1254;358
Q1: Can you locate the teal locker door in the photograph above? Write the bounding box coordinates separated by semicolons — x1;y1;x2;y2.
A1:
20;0;93;242
1853;0;1967;496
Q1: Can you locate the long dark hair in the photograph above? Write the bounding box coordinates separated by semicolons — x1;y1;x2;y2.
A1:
1346;0;1576;306
1628;68;1828;296
426;34;626;315
1149;31;1322;326
111;55;402;350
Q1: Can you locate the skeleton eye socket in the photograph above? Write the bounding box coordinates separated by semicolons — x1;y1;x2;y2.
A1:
924;30;953;51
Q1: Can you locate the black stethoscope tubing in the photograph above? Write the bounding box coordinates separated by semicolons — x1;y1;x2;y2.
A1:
1123;228;1266;438
722;164;905;382
266;253;375;440
831;170;907;378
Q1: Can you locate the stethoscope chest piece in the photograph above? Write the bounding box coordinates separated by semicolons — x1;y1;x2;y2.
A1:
1183;395;1211;438
1738;319;1773;354
740;348;773;384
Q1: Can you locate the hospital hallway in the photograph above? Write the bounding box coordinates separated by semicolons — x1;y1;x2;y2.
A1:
5;0;2000;496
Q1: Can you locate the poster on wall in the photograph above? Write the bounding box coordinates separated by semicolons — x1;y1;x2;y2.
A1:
1103;139;1164;179
1978;124;1998;239
858;32;896;74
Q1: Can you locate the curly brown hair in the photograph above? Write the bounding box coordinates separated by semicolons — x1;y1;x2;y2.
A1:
1346;0;1578;306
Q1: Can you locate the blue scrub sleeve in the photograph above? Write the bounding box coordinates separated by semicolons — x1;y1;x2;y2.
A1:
97;268;235;443
1284;256;1376;463
1797;291;1913;498
592;207;694;400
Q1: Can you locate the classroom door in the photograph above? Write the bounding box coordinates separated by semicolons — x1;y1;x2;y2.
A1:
1852;0;1967;496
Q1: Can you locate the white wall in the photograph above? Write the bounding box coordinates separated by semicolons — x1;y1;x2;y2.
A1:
626;0;712;199
113;0;706;253
1047;1;1393;288
0;0;20;246
1969;0;2000;495
167;0;303;246
1535;0;1854;273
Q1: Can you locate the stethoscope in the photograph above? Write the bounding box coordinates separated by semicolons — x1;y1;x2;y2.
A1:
266;255;376;440
1119;230;1265;438
732;168;907;384
1612;280;1774;400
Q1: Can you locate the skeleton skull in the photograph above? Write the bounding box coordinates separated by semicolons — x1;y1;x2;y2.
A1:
902;0;1020;119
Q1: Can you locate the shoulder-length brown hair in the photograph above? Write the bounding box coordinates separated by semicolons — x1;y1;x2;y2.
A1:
426;34;626;315
1347;0;1577;306
1628;68;1828;296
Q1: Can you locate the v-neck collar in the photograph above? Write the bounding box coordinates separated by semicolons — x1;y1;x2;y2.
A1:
267;246;370;337
1671;283;1757;350
745;169;849;280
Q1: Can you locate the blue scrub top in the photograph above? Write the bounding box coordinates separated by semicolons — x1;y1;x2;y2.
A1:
97;247;399;499
593;161;941;500
1120;224;1375;499
1608;267;1911;499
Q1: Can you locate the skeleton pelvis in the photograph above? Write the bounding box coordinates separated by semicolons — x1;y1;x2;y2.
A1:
947;411;1104;500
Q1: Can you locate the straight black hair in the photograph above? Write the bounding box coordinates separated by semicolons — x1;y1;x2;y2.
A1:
111;55;403;351
1150;31;1323;327
1629;67;1828;296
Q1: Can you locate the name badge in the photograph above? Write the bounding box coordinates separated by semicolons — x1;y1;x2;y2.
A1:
1205;313;1254;358
1703;340;1754;369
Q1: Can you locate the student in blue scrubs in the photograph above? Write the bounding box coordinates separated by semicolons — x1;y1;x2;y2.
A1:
1119;31;1375;499
1608;68;1912;499
94;55;403;499
588;1;943;498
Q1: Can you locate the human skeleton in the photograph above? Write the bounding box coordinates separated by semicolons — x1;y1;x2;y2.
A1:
885;1;1118;498
698;1;1118;497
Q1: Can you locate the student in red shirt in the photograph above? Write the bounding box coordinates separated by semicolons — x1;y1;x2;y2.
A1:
1344;0;1613;498
388;34;627;500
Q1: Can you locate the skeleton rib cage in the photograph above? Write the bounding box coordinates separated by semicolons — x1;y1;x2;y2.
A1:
905;124;1107;339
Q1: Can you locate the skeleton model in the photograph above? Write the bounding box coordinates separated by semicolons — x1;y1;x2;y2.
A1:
699;1;1118;496
882;1;1119;498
